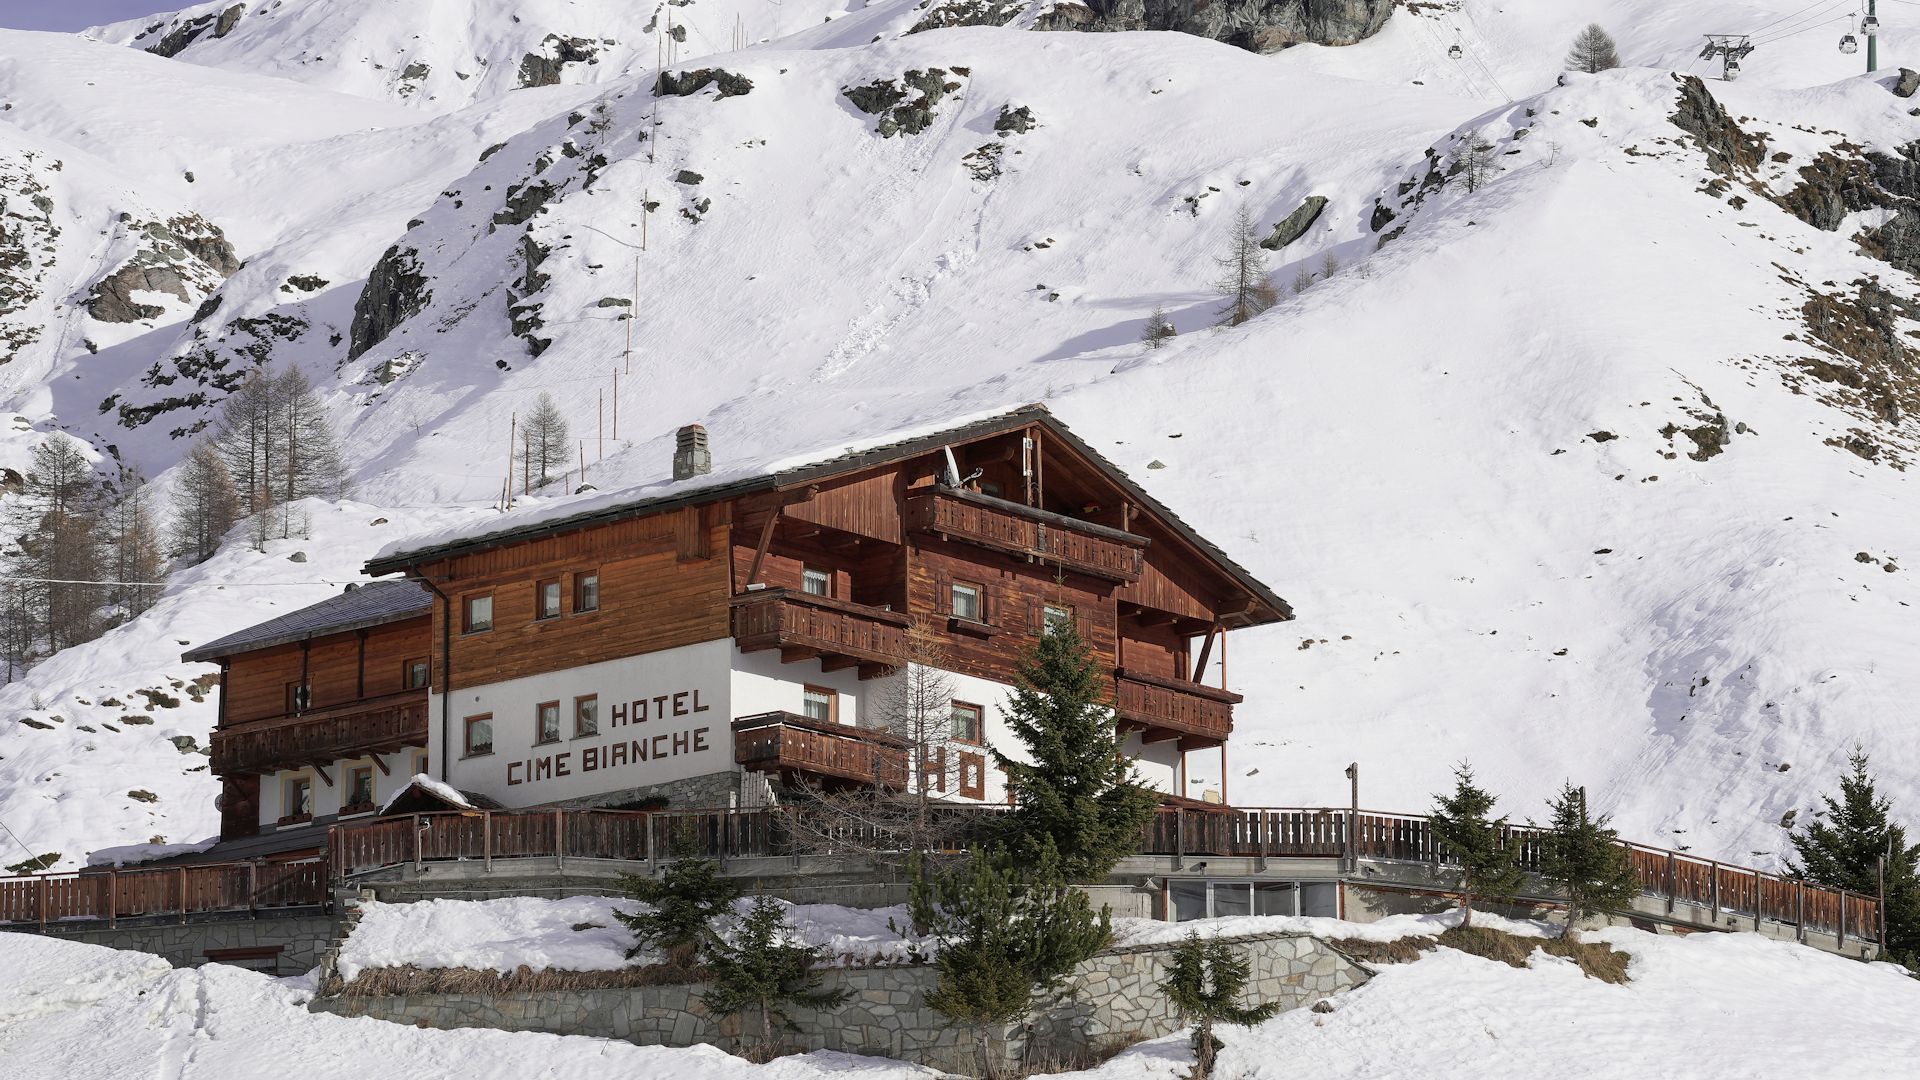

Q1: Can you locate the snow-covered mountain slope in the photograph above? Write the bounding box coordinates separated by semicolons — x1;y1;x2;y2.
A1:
7;918;1918;1079
5;0;1920;874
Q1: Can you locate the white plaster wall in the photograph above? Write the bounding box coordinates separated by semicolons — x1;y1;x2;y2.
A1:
429;638;734;809
259;748;421;829
731;647;867;726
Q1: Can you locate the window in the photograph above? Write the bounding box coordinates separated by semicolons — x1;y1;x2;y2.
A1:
1043;604;1074;635
802;567;831;597
285;776;312;820
536;578;563;620
950;581;983;622
802;685;837;723
463;713;494;757
404;658;429;690
285;683;310;714
958;750;986;800
950;701;984;744
345;766;375;809
464;593;494;633
411;751;429;778
1166;881;1330;922
535;701;562;745
574;695;599;738
574;571;600;613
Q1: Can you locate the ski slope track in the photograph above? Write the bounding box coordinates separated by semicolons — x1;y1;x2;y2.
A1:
0;0;1918;876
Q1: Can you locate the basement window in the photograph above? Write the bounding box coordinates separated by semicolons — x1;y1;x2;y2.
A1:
1168;880;1338;921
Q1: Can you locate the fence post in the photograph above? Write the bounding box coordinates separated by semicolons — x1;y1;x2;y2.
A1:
38;876;47;932
646;812;656;873
1795;882;1805;943
555;808;566;873
483;811;493;872
107;871;118;929
178;867;188;925
1838;888;1847;948
1174;808;1185;869
1709;861;1719;921
413;814;423;873
248;862;258;917
718;808;729;866
1664;852;1676;915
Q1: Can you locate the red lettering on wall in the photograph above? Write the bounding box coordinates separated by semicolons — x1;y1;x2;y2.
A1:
507;761;523;786
672;730;689;755
582;747;599;772
672;692;689;717
534;756;553;781
633;739;650;762
693;688;710;713
609;742;628;768
555;752;571;778
692;727;710;753
652;734;669;758
610;701;629;727
652;694;670;718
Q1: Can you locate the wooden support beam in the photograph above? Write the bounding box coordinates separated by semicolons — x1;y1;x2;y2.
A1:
369;755;392;776
311;762;334;787
746;509;781;587
779;647;820;665
819;655;862;673
857;662;892;680
1192;621;1221;683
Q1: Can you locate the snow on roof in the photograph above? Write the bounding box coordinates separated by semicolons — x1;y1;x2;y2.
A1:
380;773;481;815
181;579;433;662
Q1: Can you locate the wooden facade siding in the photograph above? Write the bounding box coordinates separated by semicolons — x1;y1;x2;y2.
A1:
219;618;430;727
731;590;911;668
907;534;1119;684
781;470;906;544
732;711;908;788
1112;668;1237;745
211;690;429;775
434;522;730;692
907;487;1146;584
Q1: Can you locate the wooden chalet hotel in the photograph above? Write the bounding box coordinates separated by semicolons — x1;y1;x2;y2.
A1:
189;405;1290;852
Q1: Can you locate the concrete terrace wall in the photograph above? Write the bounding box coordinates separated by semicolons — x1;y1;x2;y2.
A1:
4;912;333;972
312;931;1367;1072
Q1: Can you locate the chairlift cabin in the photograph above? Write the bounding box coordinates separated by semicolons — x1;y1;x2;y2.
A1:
1862;14;1881;35
1448;43;1463;59
1725;59;1743;80
1841;33;1859;54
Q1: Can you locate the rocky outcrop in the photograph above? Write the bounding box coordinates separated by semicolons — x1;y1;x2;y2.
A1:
85;214;239;324
348;244;430;360
516;34;600;89
654;68;754;98
1262;195;1329;250
0;153;59;366
1777;152;1887;231
844;69;968;138
507;234;553;359
1893;68;1920;99
1668;74;1766;178
1035;0;1391;53
141;4;245;59
907;0;1027;34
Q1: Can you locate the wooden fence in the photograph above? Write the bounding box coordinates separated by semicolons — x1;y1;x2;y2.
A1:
0;805;1883;946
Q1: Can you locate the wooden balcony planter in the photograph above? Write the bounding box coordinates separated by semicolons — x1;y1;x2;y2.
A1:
907;486;1146;583
731;589;911;674
1113;667;1240;746
733;711;909;789
212;689;429;776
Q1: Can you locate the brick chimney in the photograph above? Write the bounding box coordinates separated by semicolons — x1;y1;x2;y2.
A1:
673;424;711;480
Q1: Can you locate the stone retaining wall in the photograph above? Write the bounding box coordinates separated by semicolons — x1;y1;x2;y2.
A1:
6;912;334;972
311;931;1367;1072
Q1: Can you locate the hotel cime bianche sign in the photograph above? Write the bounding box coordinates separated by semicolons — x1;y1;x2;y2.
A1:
433;639;734;806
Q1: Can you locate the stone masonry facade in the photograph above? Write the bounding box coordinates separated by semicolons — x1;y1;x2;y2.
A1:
311;931;1368;1072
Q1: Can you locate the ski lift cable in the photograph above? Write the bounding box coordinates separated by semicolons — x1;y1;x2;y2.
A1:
1752;12;1858;46
1451;6;1514;100
1745;2;1860;45
1745;0;1852;35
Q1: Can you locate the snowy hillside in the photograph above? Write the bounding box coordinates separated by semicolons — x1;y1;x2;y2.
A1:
6;917;1917;1079
4;0;1920;872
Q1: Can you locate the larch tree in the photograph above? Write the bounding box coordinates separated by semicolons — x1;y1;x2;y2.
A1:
1429;762;1525;929
170;439;241;564
213;365;350;535
10;436;105;653
1141;305;1178;349
1213;206;1277;328
1566;24;1621;74
519;392;570;491
994;620;1158;882
1160;933;1282;1079
1789;750;1920;969
1538;782;1640;932
1460;134;1499;193
100;465;168;625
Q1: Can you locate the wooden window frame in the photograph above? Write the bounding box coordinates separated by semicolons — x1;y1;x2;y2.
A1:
281;772;315;825
403;657;429;690
573;570;601;614
949;581;984;622
801;685;838;724
949;700;985;745
573;694;599;739
463;713;495;758
801;566;832;597
534;700;562;746
341;764;377;815
535;578;563;621
462;592;495;634
411;751;430;778
285;681;310;715
1042;603;1074;636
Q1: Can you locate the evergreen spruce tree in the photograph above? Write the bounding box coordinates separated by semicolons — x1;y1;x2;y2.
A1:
1141;305;1178;349
613;845;743;970
1160;933;1281;1079
701;895;849;1060
1538;782;1640;932
1429;762;1524;929
1565;24;1621;74
914;843;1111;1078
1789;750;1920;968
994;621;1158;882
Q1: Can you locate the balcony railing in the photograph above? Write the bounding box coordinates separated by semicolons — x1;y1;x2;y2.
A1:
731;588;910;671
211;690;429;775
907;486;1146;583
733;711;909;788
1113;668;1240;745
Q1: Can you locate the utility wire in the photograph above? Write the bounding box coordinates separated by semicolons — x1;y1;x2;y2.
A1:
3;576;360;588
0;812;42;871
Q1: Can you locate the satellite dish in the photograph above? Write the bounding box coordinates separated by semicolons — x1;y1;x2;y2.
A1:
941;445;962;487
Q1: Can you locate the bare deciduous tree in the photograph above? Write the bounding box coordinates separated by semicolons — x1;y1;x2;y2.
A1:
1213;206;1278;328
170;439;240;564
1141;305;1177;350
100;466;167;624
213;365;350;534
1460;134;1499;193
1566;24;1621;74
8;436;105;653
519;392;570;491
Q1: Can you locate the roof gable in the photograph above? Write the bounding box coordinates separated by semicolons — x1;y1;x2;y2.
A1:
181;579;433;663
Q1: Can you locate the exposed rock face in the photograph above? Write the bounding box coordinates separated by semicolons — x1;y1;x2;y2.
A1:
516;34;600;89
348;244;430;359
1035;0;1391;53
1894;69;1920;99
844;69;968;138
1668;74;1766;178
0;153;59;366
907;0;1027;34
654;68;754;98
1778;152;1887;231
1262;195;1329;250
85;214;239;324
140;4;246;59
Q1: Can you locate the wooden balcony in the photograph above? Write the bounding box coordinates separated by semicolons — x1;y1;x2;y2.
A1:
731;588;910;675
1112;668;1240;747
733;711;909;789
211;690;429;775
907;487;1145;583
